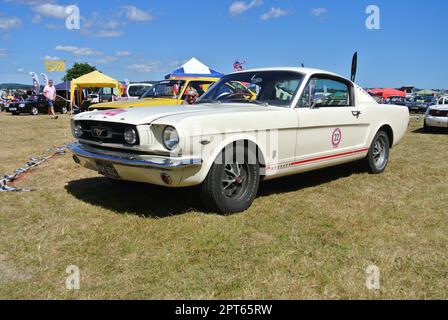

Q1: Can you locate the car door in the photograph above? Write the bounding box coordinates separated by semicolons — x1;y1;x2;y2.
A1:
294;75;367;166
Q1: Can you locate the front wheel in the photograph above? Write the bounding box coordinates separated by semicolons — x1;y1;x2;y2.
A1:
423;120;432;132
30;106;39;115
362;130;390;174
200;148;260;214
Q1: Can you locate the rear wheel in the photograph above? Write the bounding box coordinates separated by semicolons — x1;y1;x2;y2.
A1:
200;146;260;214
30;106;39;115
362;130;390;174
61;106;68;114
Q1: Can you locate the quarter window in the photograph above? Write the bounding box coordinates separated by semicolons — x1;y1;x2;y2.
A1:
299;78;351;108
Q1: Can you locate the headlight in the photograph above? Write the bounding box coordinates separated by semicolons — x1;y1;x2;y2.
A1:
162;126;179;150
19;103;25;108
73;123;83;138
124;127;138;145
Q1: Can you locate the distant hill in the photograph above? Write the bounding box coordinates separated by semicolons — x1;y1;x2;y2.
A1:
0;83;32;90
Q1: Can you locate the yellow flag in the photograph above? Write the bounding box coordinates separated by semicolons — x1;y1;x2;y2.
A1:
44;59;66;72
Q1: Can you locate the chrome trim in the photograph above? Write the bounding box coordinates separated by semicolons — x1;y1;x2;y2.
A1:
68;142;202;169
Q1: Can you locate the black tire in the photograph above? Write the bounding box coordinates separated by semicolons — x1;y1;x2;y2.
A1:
423;120;432;133
362;130;390;174
30;106;39;116
200;145;260;214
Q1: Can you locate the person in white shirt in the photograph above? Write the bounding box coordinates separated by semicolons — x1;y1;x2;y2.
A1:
43;79;58;119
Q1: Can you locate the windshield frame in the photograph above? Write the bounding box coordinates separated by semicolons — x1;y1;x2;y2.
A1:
141;80;186;99
197;70;305;108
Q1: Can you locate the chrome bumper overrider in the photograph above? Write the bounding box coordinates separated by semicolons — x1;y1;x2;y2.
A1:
68;142;202;169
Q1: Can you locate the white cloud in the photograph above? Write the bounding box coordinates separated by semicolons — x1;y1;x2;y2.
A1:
0;48;7;58
42;55;61;60
4;0;55;4
55;45;103;56
32;14;42;24
126;62;161;72
96;56;118;64
122;5;153;22
311;8;327;18
0;16;22;30
101;20;120;30
229;0;263;16
116;51;130;57
33;3;70;19
260;7;291;21
95;30;123;38
17;68;25;73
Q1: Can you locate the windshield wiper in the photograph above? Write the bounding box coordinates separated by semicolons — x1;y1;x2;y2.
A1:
227;99;270;107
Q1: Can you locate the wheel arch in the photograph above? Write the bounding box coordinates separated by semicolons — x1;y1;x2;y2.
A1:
202;135;267;180
377;124;394;148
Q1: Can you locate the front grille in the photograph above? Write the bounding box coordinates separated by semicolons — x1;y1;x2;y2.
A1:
430;110;448;117
74;120;139;145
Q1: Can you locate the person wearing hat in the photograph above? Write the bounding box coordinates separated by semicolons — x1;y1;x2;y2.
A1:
182;88;199;105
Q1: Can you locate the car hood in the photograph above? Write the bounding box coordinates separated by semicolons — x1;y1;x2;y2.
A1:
74;103;280;125
428;104;448;111
90;97;179;110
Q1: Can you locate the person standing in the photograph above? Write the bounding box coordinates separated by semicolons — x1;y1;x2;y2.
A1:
43;79;58;119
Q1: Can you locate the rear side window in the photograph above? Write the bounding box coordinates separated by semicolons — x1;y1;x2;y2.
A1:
128;85;150;97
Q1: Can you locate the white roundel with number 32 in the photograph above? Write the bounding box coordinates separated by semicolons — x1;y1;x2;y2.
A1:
332;128;342;148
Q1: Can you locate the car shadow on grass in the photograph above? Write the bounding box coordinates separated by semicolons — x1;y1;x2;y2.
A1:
65;178;203;218
258;162;364;197
412;127;448;135
65;162;364;218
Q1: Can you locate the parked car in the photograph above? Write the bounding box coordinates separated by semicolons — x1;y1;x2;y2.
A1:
424;98;448;132
407;96;436;113
69;67;409;213
385;96;407;106
436;96;448;106
8;94;69;115
88;77;221;111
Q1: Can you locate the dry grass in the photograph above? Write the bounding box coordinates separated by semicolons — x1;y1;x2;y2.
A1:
0;112;447;299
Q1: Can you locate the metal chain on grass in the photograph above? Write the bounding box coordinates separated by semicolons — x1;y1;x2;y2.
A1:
0;144;68;192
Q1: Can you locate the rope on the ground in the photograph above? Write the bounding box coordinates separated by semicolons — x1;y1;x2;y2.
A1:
0;144;68;192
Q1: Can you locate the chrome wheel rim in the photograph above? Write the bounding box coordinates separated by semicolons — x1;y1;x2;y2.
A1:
222;162;248;199
31;108;38;115
373;135;387;168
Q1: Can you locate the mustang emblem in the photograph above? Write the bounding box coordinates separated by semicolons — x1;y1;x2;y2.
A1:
92;127;108;137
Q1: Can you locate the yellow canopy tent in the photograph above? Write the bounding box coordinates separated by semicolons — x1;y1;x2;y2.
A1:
69;71;123;110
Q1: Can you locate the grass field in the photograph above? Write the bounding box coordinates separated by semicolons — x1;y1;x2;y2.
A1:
0;111;447;299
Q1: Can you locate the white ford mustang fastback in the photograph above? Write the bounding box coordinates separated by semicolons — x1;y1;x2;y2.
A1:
69;67;409;213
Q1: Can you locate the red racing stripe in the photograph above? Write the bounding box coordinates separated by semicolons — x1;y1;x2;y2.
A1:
268;148;370;170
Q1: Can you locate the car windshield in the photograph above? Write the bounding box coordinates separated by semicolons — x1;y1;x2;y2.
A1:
198;71;304;107
141;80;185;99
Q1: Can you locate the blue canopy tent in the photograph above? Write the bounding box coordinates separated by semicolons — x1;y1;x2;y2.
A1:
55;81;70;90
165;57;224;79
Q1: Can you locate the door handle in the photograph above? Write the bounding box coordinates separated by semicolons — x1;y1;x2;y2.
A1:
351;110;361;118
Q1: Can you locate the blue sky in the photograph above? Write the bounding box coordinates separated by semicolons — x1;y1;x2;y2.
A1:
0;0;447;88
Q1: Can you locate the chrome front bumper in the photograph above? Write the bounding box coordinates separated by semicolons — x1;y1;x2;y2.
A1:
68;142;202;169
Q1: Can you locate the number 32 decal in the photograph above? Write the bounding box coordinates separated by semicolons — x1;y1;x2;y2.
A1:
332;128;342;148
